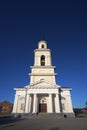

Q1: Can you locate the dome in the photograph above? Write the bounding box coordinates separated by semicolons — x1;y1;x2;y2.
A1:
38;40;47;49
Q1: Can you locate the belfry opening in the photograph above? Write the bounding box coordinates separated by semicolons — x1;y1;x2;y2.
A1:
41;55;45;66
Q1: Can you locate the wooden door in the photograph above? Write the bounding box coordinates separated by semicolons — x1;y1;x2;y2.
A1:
39;104;47;113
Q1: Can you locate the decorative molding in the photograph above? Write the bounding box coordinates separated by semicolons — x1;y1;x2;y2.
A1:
30;66;56;68
34;49;51;53
29;73;57;76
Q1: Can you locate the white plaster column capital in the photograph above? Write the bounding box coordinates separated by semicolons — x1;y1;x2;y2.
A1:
12;94;19;113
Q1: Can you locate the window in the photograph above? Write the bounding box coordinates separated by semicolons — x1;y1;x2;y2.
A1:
41;55;45;66
62;103;65;110
6;106;9;109
1;106;9;112
2;106;5;109
42;44;44;48
40;78;45;81
20;103;25;110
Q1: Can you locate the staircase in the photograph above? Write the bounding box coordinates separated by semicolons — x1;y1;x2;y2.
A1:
25;113;64;119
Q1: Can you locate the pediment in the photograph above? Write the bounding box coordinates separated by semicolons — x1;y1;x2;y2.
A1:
28;80;59;89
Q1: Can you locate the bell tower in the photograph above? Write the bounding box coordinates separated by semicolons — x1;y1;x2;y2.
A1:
34;40;52;66
29;40;57;85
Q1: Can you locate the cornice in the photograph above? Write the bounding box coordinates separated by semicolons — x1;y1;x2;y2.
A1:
29;73;57;76
61;88;72;91
34;49;52;53
30;66;56;69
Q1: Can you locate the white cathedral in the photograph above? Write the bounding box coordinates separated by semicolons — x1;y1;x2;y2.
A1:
12;40;74;117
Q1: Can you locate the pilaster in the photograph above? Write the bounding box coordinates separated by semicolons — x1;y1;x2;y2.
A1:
12;95;19;113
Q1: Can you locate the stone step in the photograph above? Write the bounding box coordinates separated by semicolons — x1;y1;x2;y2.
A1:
25;113;64;119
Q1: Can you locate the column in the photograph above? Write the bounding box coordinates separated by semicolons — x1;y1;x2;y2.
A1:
12;95;19;113
33;94;37;113
55;94;60;113
29;96;31;113
49;94;53;113
25;94;30;113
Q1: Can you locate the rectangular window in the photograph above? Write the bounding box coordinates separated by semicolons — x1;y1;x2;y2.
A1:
6;106;9;109
62;103;65;110
20;103;25;110
1;106;9;110
2;106;5;109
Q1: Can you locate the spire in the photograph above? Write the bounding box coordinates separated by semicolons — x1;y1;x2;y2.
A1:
41;33;45;41
38;33;47;49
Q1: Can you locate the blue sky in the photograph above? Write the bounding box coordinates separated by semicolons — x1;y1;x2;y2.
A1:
0;0;87;108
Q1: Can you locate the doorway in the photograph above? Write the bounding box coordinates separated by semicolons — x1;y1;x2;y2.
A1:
39;103;47;113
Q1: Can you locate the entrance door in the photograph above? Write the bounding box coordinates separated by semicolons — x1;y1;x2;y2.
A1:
39;104;47;113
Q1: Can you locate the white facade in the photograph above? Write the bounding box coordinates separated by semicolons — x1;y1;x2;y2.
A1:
12;40;74;117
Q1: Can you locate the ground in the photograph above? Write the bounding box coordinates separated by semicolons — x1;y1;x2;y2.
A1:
0;117;87;130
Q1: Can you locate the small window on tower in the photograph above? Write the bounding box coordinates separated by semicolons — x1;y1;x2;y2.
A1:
41;55;45;66
42;44;44;48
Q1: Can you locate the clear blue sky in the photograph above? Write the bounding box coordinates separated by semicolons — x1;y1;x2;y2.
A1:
0;0;87;108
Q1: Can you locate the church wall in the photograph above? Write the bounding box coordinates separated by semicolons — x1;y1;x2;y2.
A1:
16;90;26;95
34;51;51;66
17;96;25;113
14;90;26;113
30;75;56;84
31;68;55;74
34;55;40;66
61;89;73;113
35;50;51;56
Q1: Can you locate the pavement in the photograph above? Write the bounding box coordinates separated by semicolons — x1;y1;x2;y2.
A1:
0;116;87;130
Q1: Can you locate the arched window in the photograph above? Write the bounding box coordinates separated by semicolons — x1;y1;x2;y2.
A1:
42;44;44;48
41;55;45;66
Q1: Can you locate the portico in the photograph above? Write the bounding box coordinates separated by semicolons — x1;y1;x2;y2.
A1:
13;87;61;114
